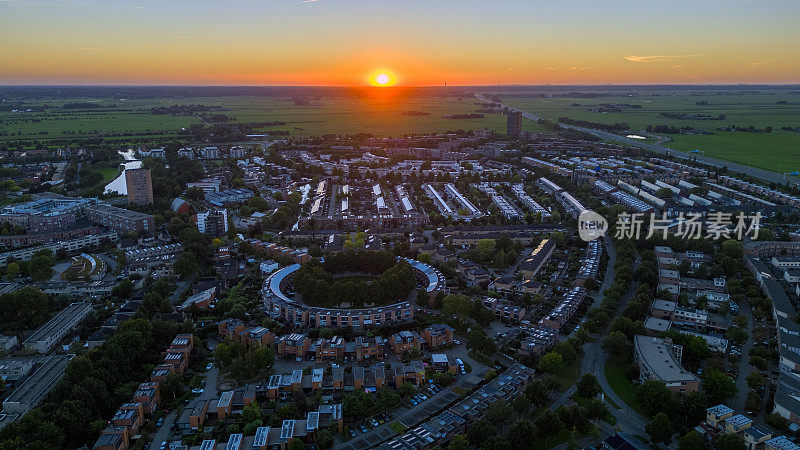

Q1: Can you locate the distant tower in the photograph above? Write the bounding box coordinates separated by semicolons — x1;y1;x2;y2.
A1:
507;111;522;138
125;168;154;205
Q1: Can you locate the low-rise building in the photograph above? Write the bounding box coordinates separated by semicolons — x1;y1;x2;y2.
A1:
633;335;699;394
23;302;92;354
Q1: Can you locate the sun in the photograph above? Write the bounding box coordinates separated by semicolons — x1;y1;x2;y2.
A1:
369;70;396;87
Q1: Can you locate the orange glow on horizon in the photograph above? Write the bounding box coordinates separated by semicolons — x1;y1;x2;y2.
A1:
368;70;397;86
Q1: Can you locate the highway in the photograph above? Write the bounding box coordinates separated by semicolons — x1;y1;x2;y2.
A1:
475;93;799;188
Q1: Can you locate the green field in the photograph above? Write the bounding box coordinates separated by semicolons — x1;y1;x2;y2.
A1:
495;90;800;173
3;86;798;173
0;93;544;145
604;356;645;416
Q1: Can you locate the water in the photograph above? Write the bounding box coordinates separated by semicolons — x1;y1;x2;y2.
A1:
104;150;143;195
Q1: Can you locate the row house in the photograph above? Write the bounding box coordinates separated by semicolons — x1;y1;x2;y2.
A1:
421;324;455;349
354;336;387;360
482;297;527;323
389;331;423;356
276;333;312;359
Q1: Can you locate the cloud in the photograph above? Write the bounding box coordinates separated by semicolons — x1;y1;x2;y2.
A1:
748;60;771;67
672;65;683;69
302;0;320;3
624;55;699;63
125;3;148;9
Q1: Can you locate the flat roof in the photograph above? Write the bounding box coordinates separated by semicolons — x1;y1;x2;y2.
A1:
634;335;698;385
2;355;72;410
23;302;91;345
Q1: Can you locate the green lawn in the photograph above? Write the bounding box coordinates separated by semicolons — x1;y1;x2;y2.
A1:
557;353;583;393
388;421;407;434
97;167;121;182
604;356;645;415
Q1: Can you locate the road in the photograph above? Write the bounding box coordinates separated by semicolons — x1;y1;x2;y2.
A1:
475;93;799;188
148;367;219;449
731;298;755;412
576;248;648;438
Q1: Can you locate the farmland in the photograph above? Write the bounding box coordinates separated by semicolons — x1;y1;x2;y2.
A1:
0;87;547;147
491;87;800;173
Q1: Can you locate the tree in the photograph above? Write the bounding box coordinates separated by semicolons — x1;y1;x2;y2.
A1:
646;412;674;445
601;330;630;356
636;380;674;417
112;279;134;298
376;388;400;413
242;402;262;423
703;370;737;405
714;433;746;450
448;434;469;450
487;400;514;431
6;262;19;279
553;341;577;365
162;372;184;403
507;420;537;449
442;294;472;318
476;239;496;260
466;419;494;447
287;438;306;450
538;351;565;375
28;254;54;281
746;371;764;390
721;240;743;259
678;430;705;450
534;409;562;443
576;373;601;399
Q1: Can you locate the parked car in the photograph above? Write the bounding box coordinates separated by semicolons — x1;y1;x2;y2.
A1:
206;363;214;370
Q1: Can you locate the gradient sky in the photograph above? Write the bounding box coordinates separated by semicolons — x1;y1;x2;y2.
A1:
1;0;799;85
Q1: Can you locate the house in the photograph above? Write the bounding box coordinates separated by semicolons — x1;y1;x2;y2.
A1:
389;331;423;356
355;336;386;360
421;324;454;349
743;425;773;450
133;382;160;415
432;248;456;265
723;414;753;434
276;333;311;358
463;266;491;287
93;426;130;450
706;404;734;429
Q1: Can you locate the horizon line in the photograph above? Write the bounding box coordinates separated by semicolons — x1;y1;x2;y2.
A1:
2;82;800;88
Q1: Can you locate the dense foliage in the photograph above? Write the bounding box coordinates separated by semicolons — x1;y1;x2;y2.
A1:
0;318;191;449
293;251;417;308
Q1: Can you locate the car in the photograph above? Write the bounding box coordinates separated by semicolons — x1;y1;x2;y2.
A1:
378;417;386;424
156;418;164;427
410;399;418;405
192;388;204;394
454;340;461;345
206;363;214;370
360;425;368;433
370;419;379;427
349;430;356;438
160;442;167;450
419;394;427;400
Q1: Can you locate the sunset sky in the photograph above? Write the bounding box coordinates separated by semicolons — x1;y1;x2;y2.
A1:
1;0;798;85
